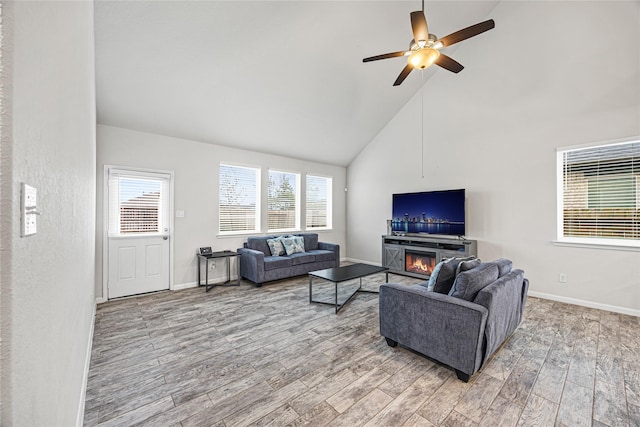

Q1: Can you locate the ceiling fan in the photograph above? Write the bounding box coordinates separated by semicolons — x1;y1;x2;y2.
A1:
363;3;495;86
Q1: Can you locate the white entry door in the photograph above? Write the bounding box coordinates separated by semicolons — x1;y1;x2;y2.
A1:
106;168;172;299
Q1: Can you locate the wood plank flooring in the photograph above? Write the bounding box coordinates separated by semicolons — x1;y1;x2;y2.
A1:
84;272;640;426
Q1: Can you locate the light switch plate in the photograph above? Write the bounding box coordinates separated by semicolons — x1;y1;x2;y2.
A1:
21;182;38;237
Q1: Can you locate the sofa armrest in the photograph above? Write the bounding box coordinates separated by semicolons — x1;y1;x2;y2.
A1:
318;242;340;266
237;247;265;284
379;283;488;376
474;270;526;366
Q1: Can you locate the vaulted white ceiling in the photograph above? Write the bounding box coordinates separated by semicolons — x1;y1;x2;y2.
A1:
94;1;499;166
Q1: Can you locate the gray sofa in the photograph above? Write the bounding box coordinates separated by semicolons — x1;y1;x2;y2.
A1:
379;258;528;382
237;233;340;286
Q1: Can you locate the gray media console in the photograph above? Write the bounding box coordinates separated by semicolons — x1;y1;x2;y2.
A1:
382;234;477;280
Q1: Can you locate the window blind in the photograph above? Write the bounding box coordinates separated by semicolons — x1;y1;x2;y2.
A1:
108;171;169;236
306;175;332;229
559;140;640;243
219;164;260;234
267;170;300;232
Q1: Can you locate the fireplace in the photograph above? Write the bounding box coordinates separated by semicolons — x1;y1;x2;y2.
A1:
405;250;437;276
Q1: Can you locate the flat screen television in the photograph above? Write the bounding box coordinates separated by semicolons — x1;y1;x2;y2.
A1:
391;189;466;236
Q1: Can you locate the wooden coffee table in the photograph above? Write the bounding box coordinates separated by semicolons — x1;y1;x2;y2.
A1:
309;263;389;313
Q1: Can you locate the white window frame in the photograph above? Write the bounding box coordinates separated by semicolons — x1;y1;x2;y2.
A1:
267;169;301;233
557;137;640;249
305;174;333;230
219;163;261;235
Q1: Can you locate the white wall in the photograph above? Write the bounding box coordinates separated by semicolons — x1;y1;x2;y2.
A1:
347;1;640;314
0;1;96;425
96;125;347;299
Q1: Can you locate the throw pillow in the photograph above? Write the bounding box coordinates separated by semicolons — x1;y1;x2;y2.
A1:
425;260;446;291
491;258;513;277
293;235;305;250
449;263;499;301
430;256;476;294
455;258;481;275
266;238;286;256
281;236;305;255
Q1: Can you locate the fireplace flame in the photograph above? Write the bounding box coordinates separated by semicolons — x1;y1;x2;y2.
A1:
406;253;436;275
411;258;433;273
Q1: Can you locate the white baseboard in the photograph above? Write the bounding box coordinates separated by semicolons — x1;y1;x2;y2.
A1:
95;280;232;299
76;302;96;427
174;274;240;291
343;257;382;266
173;281;198;291
528;291;640;317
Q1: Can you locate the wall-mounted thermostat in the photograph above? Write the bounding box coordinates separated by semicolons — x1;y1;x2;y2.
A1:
21;182;39;237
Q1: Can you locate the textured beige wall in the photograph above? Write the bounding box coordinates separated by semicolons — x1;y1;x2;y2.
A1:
1;1;96;425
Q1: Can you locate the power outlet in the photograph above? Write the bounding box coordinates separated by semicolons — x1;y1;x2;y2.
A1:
558;273;567;283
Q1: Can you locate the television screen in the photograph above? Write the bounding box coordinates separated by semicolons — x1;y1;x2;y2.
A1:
391;189;466;236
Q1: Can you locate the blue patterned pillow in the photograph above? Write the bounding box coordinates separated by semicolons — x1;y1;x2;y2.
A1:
293;235;305;250
281;236;305;255
267;238;286;256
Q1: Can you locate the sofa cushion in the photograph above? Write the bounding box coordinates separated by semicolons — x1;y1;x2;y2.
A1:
490;258;513;277
282;236;305;255
246;236;272;256
267;238;286;256
427;256;475;294
289;252;316;266
263;256;292;271
298;233;319;251
456;258;481;275
307;249;335;262
449;263;499;301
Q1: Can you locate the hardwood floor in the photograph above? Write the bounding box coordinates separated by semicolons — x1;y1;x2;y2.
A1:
84;272;640;426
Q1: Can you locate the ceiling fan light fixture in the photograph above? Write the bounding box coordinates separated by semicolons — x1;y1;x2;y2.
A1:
408;48;440;69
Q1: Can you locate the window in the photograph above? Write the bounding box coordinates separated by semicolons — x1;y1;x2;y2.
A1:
306;174;332;229
108;170;170;236
219;164;260;234
267;170;300;232
557;139;640;246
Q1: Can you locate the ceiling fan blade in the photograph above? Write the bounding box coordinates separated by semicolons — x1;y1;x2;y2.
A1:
393;64;413;86
410;11;429;43
437;19;495;47
363;51;407;63
434;53;464;73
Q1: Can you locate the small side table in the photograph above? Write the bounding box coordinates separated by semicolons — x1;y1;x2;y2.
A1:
197;251;241;292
